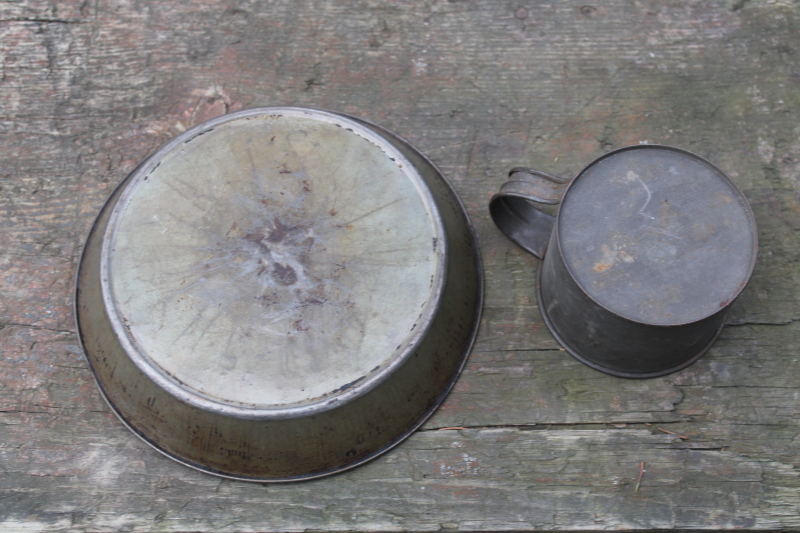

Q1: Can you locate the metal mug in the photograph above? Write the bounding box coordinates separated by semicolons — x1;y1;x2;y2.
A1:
490;145;758;378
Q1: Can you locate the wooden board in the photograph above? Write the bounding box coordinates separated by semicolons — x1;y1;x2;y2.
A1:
2;0;800;530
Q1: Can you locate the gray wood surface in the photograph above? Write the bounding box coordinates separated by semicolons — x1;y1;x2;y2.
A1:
2;0;800;530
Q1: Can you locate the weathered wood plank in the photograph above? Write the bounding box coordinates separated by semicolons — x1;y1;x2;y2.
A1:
2;0;800;530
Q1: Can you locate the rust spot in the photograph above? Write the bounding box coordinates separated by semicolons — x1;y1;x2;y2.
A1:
594;263;612;272
266;217;291;243
244;231;270;253
716;193;733;203
329;375;366;395
329;208;338;216
272;263;297;285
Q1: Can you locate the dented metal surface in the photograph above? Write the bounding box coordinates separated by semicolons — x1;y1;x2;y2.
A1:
490;145;757;378
75;107;483;480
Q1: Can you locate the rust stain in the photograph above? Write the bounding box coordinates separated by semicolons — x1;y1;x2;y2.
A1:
266;217;292;243
272;263;297;286
593;244;618;273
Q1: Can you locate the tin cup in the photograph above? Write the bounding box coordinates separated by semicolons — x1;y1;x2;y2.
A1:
490;145;758;378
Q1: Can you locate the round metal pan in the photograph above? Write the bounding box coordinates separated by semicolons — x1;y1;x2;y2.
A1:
75;107;483;481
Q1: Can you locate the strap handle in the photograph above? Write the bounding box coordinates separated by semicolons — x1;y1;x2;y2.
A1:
488;167;569;259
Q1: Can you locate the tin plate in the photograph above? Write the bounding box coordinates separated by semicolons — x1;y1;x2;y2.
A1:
76;107;483;481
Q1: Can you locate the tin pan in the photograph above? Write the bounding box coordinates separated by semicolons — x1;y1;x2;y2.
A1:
490;145;757;378
75;107;483;481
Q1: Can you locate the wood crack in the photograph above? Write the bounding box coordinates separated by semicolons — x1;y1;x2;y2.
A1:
0;322;75;334
0;18;85;24
726;318;800;327
422;422;658;432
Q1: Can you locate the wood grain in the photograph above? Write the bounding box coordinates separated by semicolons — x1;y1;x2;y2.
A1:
2;0;800;530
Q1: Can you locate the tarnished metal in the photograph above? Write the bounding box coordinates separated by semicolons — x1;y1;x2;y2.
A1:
490;145;757;378
75;107;483;481
489;168;568;259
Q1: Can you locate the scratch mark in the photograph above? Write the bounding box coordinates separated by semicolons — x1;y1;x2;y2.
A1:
644;227;683;240
337;198;404;227
634;174;655;220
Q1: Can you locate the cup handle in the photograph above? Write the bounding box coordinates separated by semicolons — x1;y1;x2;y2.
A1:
489;167;569;259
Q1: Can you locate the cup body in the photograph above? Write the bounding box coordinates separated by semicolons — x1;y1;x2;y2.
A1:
538;228;728;377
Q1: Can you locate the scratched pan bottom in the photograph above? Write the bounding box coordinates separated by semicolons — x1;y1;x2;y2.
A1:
75;107;483;481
